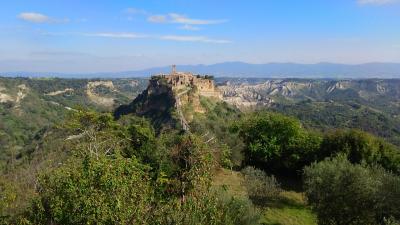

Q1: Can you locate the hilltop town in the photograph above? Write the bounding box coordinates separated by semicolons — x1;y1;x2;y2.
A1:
114;66;222;131
153;65;221;99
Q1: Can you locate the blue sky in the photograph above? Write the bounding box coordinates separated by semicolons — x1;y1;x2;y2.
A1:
0;0;400;73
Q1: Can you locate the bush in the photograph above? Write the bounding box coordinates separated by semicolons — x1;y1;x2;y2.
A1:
320;129;400;173
234;112;322;173
241;166;281;202
28;155;153;225
215;190;261;225
152;189;261;225
304;155;400;225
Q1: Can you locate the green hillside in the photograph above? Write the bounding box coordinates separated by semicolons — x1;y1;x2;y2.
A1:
0;77;147;170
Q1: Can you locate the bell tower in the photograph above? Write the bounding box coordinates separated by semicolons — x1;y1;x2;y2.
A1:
172;65;177;74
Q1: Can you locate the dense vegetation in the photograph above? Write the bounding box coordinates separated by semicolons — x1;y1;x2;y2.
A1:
1;109;260;225
1;77;400;224
232;111;400;175
304;156;400;225
232;111;400;224
0;77;146;170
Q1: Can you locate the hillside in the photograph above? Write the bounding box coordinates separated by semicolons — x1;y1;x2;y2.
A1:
1;74;400;225
0;77;147;169
218;78;400;146
115;68;221;132
3;76;400;171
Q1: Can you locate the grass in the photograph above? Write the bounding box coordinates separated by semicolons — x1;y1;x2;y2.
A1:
212;168;248;197
259;191;317;225
213;168;317;225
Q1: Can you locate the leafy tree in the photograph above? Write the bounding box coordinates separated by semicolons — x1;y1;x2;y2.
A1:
233;111;321;173
320;129;400;173
304;155;400;225
168;134;214;201
63;108;131;159
28;155;153;225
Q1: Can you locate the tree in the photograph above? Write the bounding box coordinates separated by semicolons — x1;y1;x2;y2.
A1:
233;112;321;173
28;155;153;225
320;129;400;173
124;120;157;162
168;134;214;201
304;155;400;225
63;108;131;158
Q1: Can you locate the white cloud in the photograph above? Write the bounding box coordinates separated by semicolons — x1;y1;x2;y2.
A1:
179;24;201;31
160;35;231;43
148;13;227;25
357;0;398;5
18;12;69;23
42;31;230;44
148;15;167;23
83;32;148;39
169;13;227;25
18;12;51;23
42;32;147;39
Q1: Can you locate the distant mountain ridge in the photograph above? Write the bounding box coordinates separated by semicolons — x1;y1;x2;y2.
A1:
2;62;400;78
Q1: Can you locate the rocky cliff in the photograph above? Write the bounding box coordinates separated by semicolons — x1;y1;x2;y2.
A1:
218;79;400;109
114;71;222;132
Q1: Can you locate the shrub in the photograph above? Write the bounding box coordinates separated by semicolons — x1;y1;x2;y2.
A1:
304;155;400;225
220;144;233;170
241;166;281;202
152;189;261;225
215;190;261;225
28;155;153;225
319;129;400;173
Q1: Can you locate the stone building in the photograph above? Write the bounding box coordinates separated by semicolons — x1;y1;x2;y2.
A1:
154;65;221;99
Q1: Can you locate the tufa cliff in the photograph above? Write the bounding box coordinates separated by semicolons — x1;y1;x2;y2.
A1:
114;66;221;131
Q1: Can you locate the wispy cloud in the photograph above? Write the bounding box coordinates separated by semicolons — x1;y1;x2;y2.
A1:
160;35;231;43
42;31;231;44
148;13;227;25
357;0;398;5
18;12;51;23
17;12;69;23
83;32;147;39
148;15;167;23
179;24;201;31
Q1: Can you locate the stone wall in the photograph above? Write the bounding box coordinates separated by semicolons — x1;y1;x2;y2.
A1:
154;71;221;100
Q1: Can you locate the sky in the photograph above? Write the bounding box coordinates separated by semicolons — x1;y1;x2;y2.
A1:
0;0;400;73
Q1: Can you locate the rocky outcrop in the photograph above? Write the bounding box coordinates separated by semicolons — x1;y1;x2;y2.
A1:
218;79;400;109
114;69;222;132
45;88;74;96
86;81;116;107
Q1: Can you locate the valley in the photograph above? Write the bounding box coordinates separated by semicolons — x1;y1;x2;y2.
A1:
1;74;400;225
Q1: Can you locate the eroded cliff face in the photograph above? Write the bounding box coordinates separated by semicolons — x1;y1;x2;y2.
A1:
218;79;400;109
114;77;175;120
114;74;222;131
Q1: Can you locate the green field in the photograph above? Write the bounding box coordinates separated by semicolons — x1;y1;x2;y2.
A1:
213;169;317;225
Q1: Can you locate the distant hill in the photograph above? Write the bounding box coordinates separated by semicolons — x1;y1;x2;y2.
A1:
0;77;147;170
2;62;400;78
